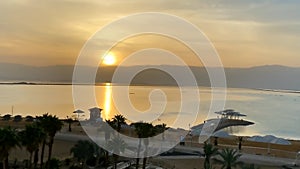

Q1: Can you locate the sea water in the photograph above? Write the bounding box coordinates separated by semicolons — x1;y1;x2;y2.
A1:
0;84;299;140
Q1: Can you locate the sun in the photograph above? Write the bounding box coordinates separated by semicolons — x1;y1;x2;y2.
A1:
103;53;116;65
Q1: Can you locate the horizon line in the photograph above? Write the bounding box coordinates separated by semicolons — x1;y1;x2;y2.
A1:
0;62;298;69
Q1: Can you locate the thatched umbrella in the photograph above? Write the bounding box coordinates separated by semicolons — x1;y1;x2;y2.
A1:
73;109;84;120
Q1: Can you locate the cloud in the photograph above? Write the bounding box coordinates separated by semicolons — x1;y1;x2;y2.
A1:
0;0;300;67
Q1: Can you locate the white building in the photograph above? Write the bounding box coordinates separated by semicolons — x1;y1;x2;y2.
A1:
89;107;103;123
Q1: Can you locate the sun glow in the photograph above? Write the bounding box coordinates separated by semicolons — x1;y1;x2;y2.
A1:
103;53;116;65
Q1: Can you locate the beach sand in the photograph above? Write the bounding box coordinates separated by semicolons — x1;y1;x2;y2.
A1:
149;157;284;169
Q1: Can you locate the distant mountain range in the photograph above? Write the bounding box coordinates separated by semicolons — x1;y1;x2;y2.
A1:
1;63;300;91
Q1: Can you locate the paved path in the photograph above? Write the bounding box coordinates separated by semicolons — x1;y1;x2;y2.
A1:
55;132;90;142
174;145;298;166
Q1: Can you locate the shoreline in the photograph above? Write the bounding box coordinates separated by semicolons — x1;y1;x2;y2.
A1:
1;82;300;93
1;114;300;141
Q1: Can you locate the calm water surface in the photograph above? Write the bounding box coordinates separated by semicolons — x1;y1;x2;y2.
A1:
0;84;299;139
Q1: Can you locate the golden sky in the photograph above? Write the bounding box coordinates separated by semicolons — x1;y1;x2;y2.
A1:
1;0;300;67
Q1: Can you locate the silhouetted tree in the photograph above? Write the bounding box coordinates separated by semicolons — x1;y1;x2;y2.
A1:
36;114;63;169
19;124;45;169
132;122;156;169
203;143;218;169
214;148;242;169
238;137;243;150
154;123;167;141
112;115;126;132
71;140;103;168
107;136;126;169
65;117;74;132
0;127;20;169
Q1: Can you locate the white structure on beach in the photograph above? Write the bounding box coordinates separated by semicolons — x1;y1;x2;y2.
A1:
89;107;103;123
191;109;254;136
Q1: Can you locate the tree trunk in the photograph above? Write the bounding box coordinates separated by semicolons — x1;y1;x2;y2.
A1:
4;155;9;169
40;139;46;169
113;154;118;169
214;137;218;146
238;137;243;150
82;159;87;169
204;159;210;169
142;157;147;169
47;137;54;169
136;138;142;169
136;158;139;169
29;152;33;169
142;140;149;169
34;149;39;169
95;154;99;168
104;151;109;166
2;159;6;169
68;123;71;132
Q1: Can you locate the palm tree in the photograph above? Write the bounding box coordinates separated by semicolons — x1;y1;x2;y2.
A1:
238;137;243;151
48;158;60;169
214;148;242;169
203;142;218;169
154;123;167;141
132;122;156;169
0;127;20;169
45;115;63;168
102;120;115;166
92;143;105;168
65;117;74;132
107;136;127;169
35;115;47;169
214;137;219;146
36;114;63;169
19;124;46;169
71;140;96;168
112;115;126;132
105;119;116;138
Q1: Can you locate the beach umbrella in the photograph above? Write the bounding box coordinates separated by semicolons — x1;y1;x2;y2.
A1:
73;109;84;120
224;109;235;112
232;111;247;117
248;135;291;154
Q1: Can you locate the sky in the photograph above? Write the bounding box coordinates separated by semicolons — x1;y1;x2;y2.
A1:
1;0;300;67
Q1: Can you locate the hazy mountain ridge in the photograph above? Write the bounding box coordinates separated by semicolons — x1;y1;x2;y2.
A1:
1;63;300;91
